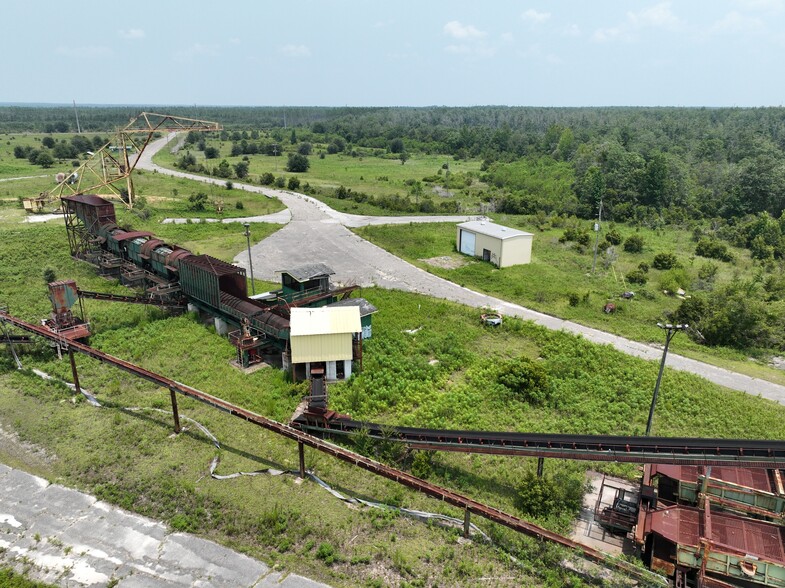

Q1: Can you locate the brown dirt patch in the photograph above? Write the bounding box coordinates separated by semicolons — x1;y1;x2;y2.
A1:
419;255;468;270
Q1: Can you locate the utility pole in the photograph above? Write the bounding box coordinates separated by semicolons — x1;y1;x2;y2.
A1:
645;323;688;436
243;222;255;295
591;197;603;274
73;100;81;134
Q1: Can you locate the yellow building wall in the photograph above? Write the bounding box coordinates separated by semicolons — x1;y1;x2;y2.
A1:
499;234;533;267
291;333;353;364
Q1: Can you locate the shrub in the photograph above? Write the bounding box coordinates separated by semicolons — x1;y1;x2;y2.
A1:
286;153;310;172
260;172;275;185
659;268;690;293
235;201;244;210
626;269;648;285
274;176;286;188
652;252;678;270
315;542;337;565
605;229;623;245
638;262;650;273
187;192;208;211
287;176;300;190
515;471;586;520
497;357;549;404
43;268;57;284
623;234;644;253
559;228;590;247
695;238;734;262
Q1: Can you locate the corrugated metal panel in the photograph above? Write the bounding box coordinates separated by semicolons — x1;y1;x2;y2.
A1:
291;333;352;364
653;465;772;492
290;307;361;336
277;263;335;282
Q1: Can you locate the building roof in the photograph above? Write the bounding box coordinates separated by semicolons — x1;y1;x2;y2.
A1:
651;465;773;492
290;306;361;337
457;220;533;240
186;254;244;277
277;263;335;282
649;506;785;563
326;297;378;317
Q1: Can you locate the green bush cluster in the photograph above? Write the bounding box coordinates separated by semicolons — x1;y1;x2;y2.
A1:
497;357;550;404
623;234;644;253
695;238;734;262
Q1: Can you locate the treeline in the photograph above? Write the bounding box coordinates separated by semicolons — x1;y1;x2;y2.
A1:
7;104;785;223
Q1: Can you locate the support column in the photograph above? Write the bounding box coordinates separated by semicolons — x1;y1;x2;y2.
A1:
169;388;181;433
68;347;82;395
298;442;305;478
463;508;471;538
537;457;544;478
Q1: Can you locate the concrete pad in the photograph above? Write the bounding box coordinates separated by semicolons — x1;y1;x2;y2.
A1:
0;465;331;587
158;533;268;587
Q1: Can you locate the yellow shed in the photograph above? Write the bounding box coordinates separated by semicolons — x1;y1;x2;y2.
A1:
456;220;533;268
290;306;361;380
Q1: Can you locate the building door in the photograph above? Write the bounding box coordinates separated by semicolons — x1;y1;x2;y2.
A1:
460;230;475;255
482;248;491;262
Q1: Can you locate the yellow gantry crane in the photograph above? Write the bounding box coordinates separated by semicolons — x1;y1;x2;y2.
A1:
51;112;221;208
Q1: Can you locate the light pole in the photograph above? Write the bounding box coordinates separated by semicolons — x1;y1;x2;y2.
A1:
243;222;255;295
645;322;688;436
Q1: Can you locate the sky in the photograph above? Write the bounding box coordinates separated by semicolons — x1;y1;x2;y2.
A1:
4;0;785;107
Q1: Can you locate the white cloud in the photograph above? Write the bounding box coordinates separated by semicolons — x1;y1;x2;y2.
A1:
443;20;486;40
733;0;784;11
562;24;581;37
628;2;681;29
228;37;241;45
173;43;220;62
279;44;311;58
56;45;112;58
521;9;551;24
444;43;496;58
119;28;145;40
374;19;395;28
592;2;682;42
709;10;764;34
501;32;515;44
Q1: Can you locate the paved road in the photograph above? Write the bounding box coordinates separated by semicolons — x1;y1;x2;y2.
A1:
0;464;328;587
137;135;785;406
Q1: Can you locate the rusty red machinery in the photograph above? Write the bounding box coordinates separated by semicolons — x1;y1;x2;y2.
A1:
59;194;356;367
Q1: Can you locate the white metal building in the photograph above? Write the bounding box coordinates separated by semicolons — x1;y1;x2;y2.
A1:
290;306;361;380
456;220;533;268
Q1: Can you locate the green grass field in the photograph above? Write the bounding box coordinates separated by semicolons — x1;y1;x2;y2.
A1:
353;218;785;385
153;138;486;216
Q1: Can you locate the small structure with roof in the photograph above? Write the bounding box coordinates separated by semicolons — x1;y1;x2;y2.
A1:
289;306;362;381
277;263;334;304
326;297;378;339
456;220;533;268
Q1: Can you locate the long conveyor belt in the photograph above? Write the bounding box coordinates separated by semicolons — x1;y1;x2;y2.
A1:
293;412;785;468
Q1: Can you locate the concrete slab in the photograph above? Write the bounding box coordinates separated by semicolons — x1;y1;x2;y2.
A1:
0;465;331;587
571;471;638;556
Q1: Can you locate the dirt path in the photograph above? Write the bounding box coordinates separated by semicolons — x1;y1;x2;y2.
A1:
137;135;785;405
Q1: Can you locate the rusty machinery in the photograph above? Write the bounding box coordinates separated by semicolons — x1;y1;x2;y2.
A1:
49;112;221;209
